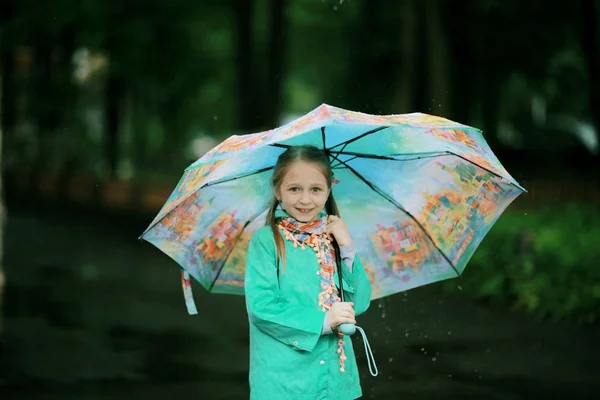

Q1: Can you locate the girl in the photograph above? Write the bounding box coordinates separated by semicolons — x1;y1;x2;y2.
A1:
244;145;372;399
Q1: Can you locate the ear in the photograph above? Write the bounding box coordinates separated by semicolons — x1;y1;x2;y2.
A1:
275;189;281;202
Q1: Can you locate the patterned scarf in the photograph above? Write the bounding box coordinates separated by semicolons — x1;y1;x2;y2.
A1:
277;215;348;373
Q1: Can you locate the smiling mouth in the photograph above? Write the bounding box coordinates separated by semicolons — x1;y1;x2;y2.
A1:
296;208;314;214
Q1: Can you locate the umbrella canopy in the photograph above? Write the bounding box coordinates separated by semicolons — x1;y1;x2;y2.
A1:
141;104;525;302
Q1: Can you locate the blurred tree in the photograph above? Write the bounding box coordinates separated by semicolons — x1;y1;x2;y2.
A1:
0;0;13;338
265;0;287;128
424;0;449;115
234;0;258;132
392;0;418;114
581;0;600;184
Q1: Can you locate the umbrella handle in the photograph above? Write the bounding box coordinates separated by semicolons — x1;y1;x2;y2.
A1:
338;324;378;377
339;323;356;335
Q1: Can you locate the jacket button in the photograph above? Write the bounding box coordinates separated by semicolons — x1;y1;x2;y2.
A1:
293;341;298;346
320;360;325;365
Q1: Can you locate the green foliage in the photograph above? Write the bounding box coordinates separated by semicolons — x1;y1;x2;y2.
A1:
442;203;600;323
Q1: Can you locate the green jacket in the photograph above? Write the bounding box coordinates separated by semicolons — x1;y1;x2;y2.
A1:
244;224;372;400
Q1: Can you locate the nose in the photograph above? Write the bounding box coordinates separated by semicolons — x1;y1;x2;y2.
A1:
299;191;311;204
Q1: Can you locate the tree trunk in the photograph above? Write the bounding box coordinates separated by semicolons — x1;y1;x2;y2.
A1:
0;89;4;337
424;0;449;116
581;0;600;185
445;0;474;123
105;71;124;179
265;0;286;128
392;0;417;113
481;72;502;151
0;46;6;339
412;0;431;113
0;0;15;337
234;0;257;132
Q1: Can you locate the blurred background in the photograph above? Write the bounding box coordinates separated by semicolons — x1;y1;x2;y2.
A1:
1;0;600;399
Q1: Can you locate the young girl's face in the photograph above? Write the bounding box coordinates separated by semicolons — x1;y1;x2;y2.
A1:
276;160;330;222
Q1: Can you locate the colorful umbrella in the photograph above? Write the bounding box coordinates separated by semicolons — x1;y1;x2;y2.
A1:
140;104;525;314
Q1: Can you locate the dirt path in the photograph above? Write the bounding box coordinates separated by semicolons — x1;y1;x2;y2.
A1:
1;210;599;399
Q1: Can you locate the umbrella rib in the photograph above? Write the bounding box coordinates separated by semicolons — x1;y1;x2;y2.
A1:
336;159;461;276
207;217;258;293
201;166;274;190
326;126;389;151
329;150;451;162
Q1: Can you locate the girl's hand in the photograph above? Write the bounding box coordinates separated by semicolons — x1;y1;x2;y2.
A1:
326;215;352;246
327;302;356;330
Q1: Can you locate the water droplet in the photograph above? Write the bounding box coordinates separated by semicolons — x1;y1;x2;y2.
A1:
405;332;409;337
458;285;463;290
213;115;218;121
388;357;393;362
432;357;437;361
448;331;452;335
333;5;338;10
524;213;528;216
421;348;425;352
448;374;453;378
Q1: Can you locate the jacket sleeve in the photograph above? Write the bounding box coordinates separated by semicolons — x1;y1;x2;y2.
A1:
244;230;325;352
339;252;372;316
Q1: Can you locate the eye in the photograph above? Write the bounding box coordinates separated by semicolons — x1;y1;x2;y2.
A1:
289;187;300;192
311;187;322;192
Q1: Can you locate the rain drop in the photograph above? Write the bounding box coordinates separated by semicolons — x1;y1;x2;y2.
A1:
213;115;218;121
421;348;425;352
333;5;338;10
448;331;452;335
458;285;463;291
388;357;393;362
405;332;409;337
448;374;453;378
340;0;344;3
432;357;437;361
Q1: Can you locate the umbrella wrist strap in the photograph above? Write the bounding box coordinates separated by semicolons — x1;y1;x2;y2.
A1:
182;271;198;315
356;326;378;377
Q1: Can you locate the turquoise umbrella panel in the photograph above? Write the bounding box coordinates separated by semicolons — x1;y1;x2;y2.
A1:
332;124;518;188
147;144;285;230
346;154;523;272
144;170;273;291
273;124;387;150
211;208;269;295
329;167;455;300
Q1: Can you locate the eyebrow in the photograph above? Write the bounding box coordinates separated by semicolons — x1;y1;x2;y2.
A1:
285;182;326;187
